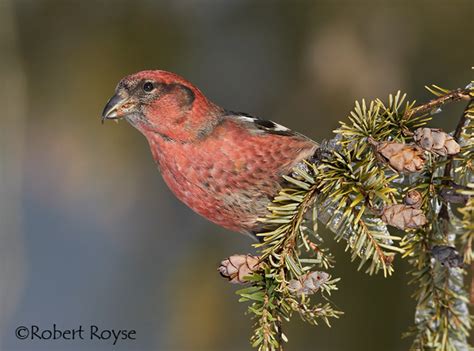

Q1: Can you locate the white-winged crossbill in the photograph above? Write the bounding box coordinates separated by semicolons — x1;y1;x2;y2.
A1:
102;70;318;238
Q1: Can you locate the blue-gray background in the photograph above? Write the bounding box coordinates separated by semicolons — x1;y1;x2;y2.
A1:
0;0;472;350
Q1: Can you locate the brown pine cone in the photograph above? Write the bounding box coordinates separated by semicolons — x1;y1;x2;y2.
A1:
381;204;427;230
288;271;330;295
404;190;423;209
414;128;460;156
374;141;425;173
218;254;260;284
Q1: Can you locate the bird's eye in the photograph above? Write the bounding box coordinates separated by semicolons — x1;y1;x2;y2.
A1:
143;82;154;92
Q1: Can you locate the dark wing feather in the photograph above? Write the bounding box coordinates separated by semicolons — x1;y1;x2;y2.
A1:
224;110;312;139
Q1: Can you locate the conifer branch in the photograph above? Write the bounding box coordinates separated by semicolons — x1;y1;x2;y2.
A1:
221;81;473;351
403;86;471;121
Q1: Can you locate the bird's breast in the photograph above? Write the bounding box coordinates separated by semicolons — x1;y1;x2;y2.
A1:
145;126;317;233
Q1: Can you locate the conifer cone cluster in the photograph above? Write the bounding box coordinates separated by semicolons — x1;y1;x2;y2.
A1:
288;271;330;295
373;141;425;173
431;245;463;268
414;127;461;156
218;254;260;284
381;190;426;230
404;189;423;209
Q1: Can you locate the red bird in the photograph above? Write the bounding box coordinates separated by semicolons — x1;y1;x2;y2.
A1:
102;70;318;238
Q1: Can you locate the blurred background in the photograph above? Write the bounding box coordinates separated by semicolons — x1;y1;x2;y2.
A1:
0;0;472;350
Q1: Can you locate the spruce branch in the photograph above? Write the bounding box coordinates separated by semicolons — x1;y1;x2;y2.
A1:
402;84;473;351
220;81;473;351
403;86;471;121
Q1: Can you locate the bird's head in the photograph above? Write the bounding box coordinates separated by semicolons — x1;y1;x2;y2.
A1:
102;70;222;141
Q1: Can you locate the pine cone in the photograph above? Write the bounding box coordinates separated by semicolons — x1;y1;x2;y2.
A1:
414;127;460;156
381;204;427;230
218;254;260;284
431;245;463;268
404;190;422;209
375;141;425;173
439;186;468;204
288;271;330;295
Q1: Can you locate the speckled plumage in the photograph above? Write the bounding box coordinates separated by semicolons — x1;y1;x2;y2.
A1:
102;70;318;236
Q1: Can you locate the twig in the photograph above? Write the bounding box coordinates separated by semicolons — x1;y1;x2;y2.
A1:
274;184;317;347
276;318;284;351
282;185;318;254
403;87;471;121
439;99;473;222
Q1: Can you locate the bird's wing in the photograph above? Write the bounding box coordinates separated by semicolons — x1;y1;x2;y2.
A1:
223;111;317;143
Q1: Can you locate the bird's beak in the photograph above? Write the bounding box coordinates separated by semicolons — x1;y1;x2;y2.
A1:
101;93;133;124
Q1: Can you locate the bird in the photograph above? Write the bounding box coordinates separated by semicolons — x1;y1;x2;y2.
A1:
102;70;318;239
